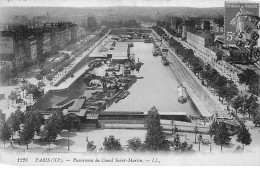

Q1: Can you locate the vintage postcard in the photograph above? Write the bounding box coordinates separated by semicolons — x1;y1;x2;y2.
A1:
0;0;260;166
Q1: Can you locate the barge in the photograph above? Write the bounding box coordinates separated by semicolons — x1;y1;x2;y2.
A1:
177;85;187;104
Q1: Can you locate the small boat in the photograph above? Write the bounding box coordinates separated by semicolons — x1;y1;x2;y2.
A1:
161;56;169;66
177;85;187;104
153;49;159;56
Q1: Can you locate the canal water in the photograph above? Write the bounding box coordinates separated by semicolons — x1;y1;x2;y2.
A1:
106;42;200;117
37;42;200;117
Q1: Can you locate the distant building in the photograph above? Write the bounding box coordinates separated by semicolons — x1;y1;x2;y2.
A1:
139;21;157;28
186;29;218;62
187;30;214;48
0;22;78;68
43;32;51;54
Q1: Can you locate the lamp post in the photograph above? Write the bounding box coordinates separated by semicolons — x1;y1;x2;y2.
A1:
67;131;70;151
62;130;70;151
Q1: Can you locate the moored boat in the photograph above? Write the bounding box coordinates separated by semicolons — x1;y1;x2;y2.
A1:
161;56;169;66
177;85;187;104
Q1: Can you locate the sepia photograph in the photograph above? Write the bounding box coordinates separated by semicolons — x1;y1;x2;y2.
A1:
0;0;260;166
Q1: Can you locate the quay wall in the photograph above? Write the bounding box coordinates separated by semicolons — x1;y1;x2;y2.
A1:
151;30;226;118
31;31;111;110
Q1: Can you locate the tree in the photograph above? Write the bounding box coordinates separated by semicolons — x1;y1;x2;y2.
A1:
208;121;218;152
8;91;18;106
198;134;203;151
40;109;62;144
216;52;223;61
0;110;6;124
214;75;228;101
245;94;259;119
238;69;258;87
0;64;12;85
213;123;231;151
103;135;122;152
7;109;24;133
144;106;170;151
194;125;199;143
35;74;43;81
0;120;12;147
236;126;252;150
173;133;181;151
28;112;45;134
232;95;245;115
127;137;143;152
20;83;28;98
180;141;194;153
224;83;239;105
11;66;18;79
18;118;35;149
22;59;33;75
46;74;53;82
0;111;12;147
26;83;42;100
87;141;96;152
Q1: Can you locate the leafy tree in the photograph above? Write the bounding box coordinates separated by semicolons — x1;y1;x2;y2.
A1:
0;64;12;85
35;74;43;81
103;135;122;152
26;83;42;100
238;69;258;87
40;110;62;144
208;121;219;153
87;141;96;152
198;134;203;151
173;133;181;151
20;83;28;98
216;52;223;61
46;74;53;82
180;141;194;153
37;81;45;88
245;94;259;119
22;59;33;75
18;118;35;149
213;123;231;151
232;95;245;115
28;112;45;134
0;120;12;147
0;110;6;124
214;75;228;101
194;125;199;143
225;83;239;105
127;137;143;152
236;126;252;150
7;109;24;133
8;91;18;106
11;66;18;79
144;106;170;151
0;111;12;147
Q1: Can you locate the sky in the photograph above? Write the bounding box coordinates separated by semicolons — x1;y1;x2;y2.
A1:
0;0;257;8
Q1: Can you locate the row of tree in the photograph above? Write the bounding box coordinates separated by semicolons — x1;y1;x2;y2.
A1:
153;26;260;122
160;27;239;105
0;108;74;149
209;120;252;151
87;106;194;153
